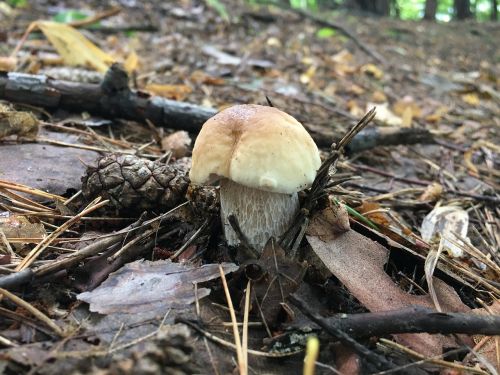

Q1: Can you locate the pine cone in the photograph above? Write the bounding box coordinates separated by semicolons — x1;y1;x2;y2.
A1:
71;325;198;375
82;154;189;214
109;325;198;375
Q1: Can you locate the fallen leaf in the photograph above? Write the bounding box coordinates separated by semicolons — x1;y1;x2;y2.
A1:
461;92;480;106
145;83;192;101
424;105;448;123
161;130;191;158
35;21;115;72
306;227;472;356
202;45;273;68
189;70;225;85
0;104;39;139
0;56;17;71
418;182;443;202
123;50;139;73
371;90;387;103
421;205;469;258
393;97;422;119
360;63;383;79
0;213;46;250
244;239;307;325
367;102;402;126
78;260;238;314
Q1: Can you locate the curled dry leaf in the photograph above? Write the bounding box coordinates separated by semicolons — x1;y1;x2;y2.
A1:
78;259;238;314
306;209;473;356
421;205;469;258
0;213;46;251
145;83;192;101
161;130;192;159
418;182;443;202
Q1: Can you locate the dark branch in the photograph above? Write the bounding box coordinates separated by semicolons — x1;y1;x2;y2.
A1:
289;294;396;370
290;294;500;337
0;69;433;152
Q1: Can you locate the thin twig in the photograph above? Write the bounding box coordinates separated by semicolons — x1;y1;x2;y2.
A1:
219;265;245;375
378;338;490;375
0;287;65;337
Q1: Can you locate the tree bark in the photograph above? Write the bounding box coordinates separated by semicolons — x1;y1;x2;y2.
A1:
353;0;391;16
454;0;472;19
492;0;498;20
424;0;438;20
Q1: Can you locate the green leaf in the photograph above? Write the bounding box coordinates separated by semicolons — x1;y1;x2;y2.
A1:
206;0;230;22
316;27;336;38
53;10;89;23
6;0;27;7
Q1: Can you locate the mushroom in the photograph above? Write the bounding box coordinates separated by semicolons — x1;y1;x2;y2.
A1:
189;104;321;251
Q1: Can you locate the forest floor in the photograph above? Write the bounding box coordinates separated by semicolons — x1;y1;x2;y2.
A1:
0;1;499;374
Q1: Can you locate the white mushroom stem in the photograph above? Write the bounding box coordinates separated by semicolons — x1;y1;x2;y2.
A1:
220;179;299;251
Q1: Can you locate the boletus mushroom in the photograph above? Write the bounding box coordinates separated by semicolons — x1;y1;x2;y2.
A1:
189;104;321;251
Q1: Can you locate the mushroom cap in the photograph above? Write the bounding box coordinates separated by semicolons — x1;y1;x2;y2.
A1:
189;104;321;194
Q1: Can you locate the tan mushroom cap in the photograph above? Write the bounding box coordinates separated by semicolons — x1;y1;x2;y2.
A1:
190;104;321;194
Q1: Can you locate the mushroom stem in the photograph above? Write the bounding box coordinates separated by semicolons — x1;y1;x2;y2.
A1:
220;179;299;251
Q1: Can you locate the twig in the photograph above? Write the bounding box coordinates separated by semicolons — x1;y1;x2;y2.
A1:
378;338;490;375
15;198;109;271
68;6;121;28
281;108;376;254
177;318;303;358
0;268;33;289
0;179;65;201
242;281;251;375
219;265;245;375
170;219;209;260
297;303;500;337
290;294;395;370
0;287;65;337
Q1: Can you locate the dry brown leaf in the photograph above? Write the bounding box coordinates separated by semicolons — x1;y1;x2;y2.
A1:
123;50;139;73
145;83;192;101
418;182;443;202
461;92;480;106
190;70;225;85
0;214;46;250
371;90;387;103
393;97;422;119
306;224;473;356
161;130;192;158
0;56;17;71
360;63;383;79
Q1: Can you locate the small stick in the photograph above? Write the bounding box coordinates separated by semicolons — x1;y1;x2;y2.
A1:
0;179;65;201
219;265;245;375
242;281;251;374
378;338;490;375
0;287;65;337
15;198;109;271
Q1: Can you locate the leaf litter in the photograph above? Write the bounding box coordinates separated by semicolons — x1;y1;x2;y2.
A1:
0;1;498;374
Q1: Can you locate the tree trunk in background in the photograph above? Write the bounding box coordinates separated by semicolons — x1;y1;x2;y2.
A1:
352;0;391;16
454;0;472;19
492;0;498;20
424;0;438;20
